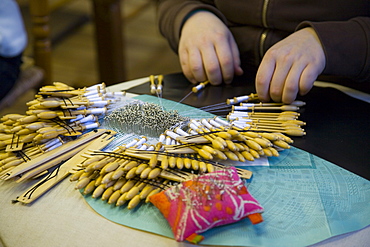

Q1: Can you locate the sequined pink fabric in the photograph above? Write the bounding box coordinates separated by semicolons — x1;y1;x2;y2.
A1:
150;167;264;242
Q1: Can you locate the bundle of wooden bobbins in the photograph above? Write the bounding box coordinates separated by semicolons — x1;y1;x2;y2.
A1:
201;93;306;136
71;114;294;210
0;80;305;210
0;82;124;180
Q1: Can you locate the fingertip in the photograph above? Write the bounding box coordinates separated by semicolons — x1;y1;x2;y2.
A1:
299;85;311;96
224;73;236;84
224;79;232;85
299;90;309;96
255;73;271;103
235;66;244;76
190;79;197;84
299;66;317;96
258;94;271;103
281;95;295;104
209;79;222;86
301;81;315;96
270;93;283;103
185;75;197;84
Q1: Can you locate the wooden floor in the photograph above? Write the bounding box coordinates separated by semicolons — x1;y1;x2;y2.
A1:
1;0;181;115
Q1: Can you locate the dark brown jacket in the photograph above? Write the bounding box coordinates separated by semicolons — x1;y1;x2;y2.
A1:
158;0;370;82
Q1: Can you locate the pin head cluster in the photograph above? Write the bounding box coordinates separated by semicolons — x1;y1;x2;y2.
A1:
104;102;190;137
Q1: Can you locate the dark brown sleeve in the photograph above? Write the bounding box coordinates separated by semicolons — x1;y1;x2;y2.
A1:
298;17;370;82
157;0;227;52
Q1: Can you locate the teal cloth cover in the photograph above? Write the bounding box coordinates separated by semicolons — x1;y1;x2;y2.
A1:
85;95;370;246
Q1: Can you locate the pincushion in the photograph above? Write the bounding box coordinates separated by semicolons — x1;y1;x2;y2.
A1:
149;167;264;243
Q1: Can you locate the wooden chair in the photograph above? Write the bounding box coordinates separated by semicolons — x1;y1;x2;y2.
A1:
28;0;126;85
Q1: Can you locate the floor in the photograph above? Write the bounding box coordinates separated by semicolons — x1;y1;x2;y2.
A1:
0;0;181;116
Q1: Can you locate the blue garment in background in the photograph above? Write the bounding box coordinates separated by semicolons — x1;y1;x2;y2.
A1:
0;0;27;57
0;0;27;100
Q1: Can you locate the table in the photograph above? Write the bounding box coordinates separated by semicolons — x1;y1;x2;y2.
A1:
0;74;369;247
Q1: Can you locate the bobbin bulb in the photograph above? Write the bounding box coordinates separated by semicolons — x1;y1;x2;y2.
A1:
198;149;213;160
201;145;217;155
245;139;262;151
216;131;232;140
284;129;306;136
212;139;225;150
37;111;58;119
273;140;291;149
213;149;227;160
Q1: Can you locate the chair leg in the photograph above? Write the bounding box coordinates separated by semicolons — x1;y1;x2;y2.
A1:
29;0;52;85
92;0;126;85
